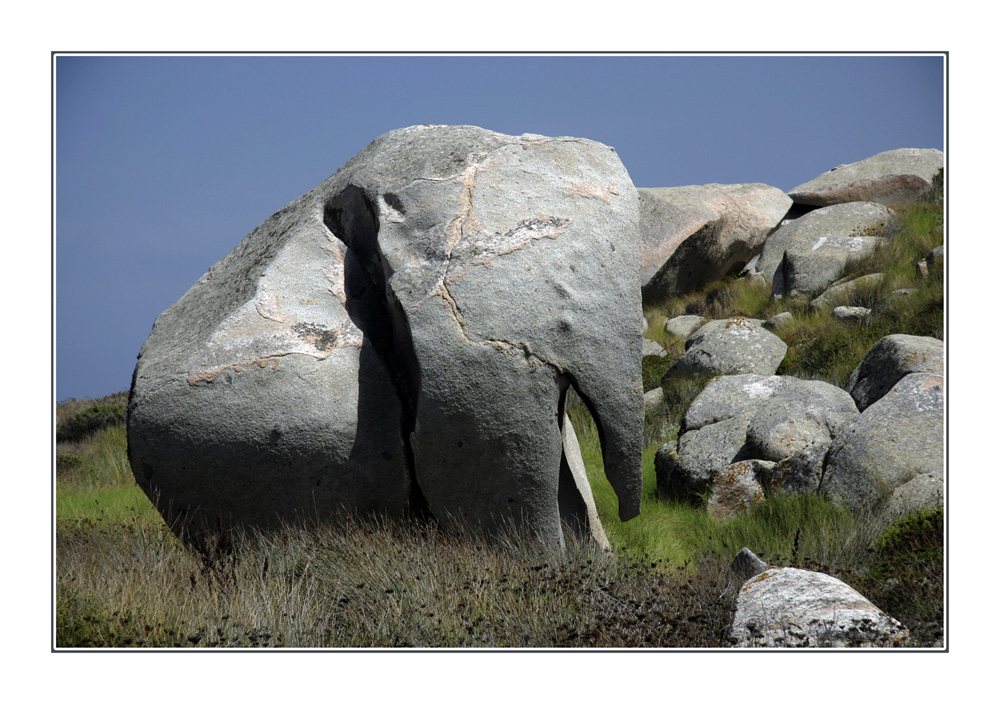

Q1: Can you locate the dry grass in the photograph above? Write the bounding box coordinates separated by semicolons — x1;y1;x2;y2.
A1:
56;516;739;649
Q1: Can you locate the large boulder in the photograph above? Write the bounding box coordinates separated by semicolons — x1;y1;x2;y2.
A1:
638;184;791;303
788;148;944;209
731;563;909;647
756;202;890;293
128;125;644;548
846;334;944;411
822;373;944;515
662;317;787;379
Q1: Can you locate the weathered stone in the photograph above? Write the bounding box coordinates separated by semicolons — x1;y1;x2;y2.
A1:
707;461;767;521
731;567;909;647
663;317;787;379
846;334;944;411
745;380;859;462
759;202;889;296
926;245;944;270
788;148;944;208
682;374;792;432
763;311;793;330
808;273;885;311
762;203;889;298
638;184;791;302
832;305;871;323
129;125;644;547
127;207;413;532
822;373;944;514
731;547;768;581
663;314;707;340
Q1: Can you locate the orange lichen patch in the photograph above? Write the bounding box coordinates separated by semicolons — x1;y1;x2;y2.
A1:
724;315;753;330
741;569;778;592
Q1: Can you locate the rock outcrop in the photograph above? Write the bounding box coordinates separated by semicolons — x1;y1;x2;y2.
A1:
128;125;644;548
788;148;944;209
639;184;791;303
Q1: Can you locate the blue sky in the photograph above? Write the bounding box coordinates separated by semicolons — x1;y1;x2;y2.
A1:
55;54;944;401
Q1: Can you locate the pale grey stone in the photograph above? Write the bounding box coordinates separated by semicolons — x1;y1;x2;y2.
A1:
808;273;885;311
682;374;792;432
846;334;944;410
655;413;751;501
639;184;791;302
731;567;910;647
788;148;944;208
643;386;664;409
129;125;643;547
823;373;944;514
664;314;707;340
561;414;610;551
663;316;787;379
745;380;859;462
832;305;871;323
761;203;889;296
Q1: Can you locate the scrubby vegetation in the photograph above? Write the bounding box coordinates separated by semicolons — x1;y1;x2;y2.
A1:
55;196;944;648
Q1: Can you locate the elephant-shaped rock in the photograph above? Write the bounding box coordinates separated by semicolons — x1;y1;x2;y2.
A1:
127;125;644;549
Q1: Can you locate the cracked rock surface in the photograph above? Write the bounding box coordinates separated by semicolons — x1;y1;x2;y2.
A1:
128;125;644;548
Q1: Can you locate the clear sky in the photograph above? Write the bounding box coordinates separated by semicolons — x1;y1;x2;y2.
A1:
54;53;944;401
